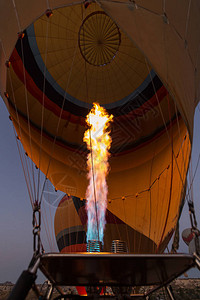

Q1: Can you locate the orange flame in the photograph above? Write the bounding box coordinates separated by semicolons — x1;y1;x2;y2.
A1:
84;103;113;243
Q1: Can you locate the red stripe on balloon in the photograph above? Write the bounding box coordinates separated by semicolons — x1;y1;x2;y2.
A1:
10;48;167;125
10;48;86;125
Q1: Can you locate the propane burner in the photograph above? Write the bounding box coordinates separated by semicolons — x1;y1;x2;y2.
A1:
111;240;128;253
87;240;103;252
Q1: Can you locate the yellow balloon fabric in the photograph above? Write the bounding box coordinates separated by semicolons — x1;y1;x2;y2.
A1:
3;2;193;252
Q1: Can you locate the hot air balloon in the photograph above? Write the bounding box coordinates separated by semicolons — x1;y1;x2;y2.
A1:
1;1;200;299
3;1;192;253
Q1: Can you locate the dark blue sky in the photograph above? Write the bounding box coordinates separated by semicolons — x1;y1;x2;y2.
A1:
0;98;200;283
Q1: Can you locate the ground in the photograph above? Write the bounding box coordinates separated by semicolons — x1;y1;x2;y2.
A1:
1;279;200;299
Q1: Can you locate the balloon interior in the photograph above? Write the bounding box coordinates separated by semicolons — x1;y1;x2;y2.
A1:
1;1;200;299
84;103;113;244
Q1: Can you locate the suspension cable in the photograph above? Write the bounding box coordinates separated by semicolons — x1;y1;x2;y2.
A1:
82;3;100;242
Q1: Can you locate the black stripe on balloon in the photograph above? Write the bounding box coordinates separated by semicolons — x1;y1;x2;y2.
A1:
7;98;87;152
72;196;86;213
109;112;180;155
14;30;163;118
57;231;86;251
7;94;179;155
15;31;86;117
109;76;163;117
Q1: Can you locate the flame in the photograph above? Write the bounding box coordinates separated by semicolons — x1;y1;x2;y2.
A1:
84;103;113;243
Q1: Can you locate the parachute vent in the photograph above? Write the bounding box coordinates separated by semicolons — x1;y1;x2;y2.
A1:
78;12;121;67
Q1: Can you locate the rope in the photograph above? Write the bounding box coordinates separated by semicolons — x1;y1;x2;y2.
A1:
88;123;100;241
37;16;50;204
159;0;192;244
148;146;156;240
2;40;36;208
153;173;160;250
12;0;21;30
6;1;196;255
157;96;174;250
84;40;100;241
13;3;56;254
130;7;173;251
13;126;34;207
139;5;189;191
108;133;187;202
20;35;37;202
187;152;200;198
42;200;53;251
41;208;53;251
98;0;161;17
39;8;81;205
82;3;100;242
186;104;200;202
184;0;192;41
122;197;130;252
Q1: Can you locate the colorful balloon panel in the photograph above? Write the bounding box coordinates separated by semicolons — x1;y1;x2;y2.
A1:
2;2;193;252
55;194;175;253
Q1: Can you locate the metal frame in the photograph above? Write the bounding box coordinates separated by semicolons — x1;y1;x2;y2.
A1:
38;252;196;299
8;252;200;299
39;253;196;286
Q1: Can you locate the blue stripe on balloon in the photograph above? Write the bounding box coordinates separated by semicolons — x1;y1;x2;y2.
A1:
26;23;156;110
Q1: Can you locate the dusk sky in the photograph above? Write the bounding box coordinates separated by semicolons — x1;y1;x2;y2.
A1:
0;98;200;283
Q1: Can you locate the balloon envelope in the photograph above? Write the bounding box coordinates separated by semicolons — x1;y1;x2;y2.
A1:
1;1;198;252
